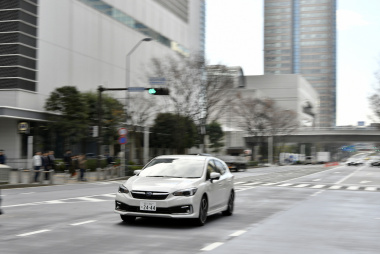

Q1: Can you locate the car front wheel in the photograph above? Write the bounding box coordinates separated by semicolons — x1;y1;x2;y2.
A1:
222;191;234;216
195;196;208;226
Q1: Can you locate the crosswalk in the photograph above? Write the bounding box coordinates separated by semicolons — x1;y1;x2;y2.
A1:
234;181;380;192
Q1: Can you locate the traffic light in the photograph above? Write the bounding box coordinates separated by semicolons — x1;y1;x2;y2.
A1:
147;88;169;95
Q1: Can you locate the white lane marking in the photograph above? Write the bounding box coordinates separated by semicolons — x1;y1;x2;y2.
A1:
20;192;35;195
277;183;293;187
3;193;117;208
310;185;325;189
360;181;371;184
346;186;360;190
101;194;116;198
311;190;324;197
242;182;261;186
335;166;364;184
17;229;50;237
201;242;224;251
275;165;345;184
312;179;321;182
236;187;256;192
334;172;340;173
70;220;96;226
293;184;310;188
375;218;380;220
45;200;65;204
364;187;377;191
76;197;107;202
261;183;276;186
229;230;247;237
234;182;245;185
329;185;342;190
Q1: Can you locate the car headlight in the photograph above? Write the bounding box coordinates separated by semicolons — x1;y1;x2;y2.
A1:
118;184;129;194
173;188;197;196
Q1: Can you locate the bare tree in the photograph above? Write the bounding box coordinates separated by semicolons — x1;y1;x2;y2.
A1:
148;54;236;124
369;67;380;122
148;54;236;151
234;97;298;161
126;95;158;164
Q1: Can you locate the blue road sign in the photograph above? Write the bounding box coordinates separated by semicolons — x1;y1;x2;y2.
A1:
128;87;146;92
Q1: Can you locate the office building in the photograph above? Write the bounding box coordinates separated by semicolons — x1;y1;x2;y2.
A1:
0;0;205;167
264;0;336;127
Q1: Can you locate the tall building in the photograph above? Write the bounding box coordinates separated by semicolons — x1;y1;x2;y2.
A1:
0;0;205;167
263;0;336;127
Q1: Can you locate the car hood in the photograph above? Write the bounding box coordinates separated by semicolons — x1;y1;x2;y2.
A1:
124;176;201;192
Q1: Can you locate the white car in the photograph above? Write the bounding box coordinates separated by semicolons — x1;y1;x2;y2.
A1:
115;155;235;226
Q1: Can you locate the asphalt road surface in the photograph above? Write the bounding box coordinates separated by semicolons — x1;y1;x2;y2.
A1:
1;163;379;254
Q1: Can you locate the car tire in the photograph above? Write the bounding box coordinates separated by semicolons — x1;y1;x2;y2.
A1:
195;196;208;226
120;215;136;223
222;191;234;216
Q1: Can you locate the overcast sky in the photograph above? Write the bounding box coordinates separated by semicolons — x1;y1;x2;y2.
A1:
205;0;380;126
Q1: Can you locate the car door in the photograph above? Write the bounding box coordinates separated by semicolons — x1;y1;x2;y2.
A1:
214;159;232;207
205;160;223;211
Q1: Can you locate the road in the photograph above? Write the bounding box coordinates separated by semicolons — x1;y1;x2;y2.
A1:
1;164;379;253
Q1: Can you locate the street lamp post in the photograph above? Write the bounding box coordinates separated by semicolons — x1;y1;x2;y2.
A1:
122;37;152;175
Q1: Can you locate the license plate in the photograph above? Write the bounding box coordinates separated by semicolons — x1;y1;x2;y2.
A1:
140;201;156;211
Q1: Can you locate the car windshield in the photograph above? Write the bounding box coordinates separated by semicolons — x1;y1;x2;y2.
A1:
140;158;205;178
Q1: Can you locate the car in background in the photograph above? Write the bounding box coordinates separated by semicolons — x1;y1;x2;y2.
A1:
114;154;235;226
347;158;365;166
370;160;380;166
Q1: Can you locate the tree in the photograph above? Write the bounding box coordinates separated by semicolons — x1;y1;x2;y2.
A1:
369;67;380;122
45;86;88;149
148;54;236;150
82;92;125;146
233;97;298;161
207;121;224;153
150;113;199;154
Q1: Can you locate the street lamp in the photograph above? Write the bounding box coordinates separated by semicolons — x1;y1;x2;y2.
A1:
122;37;152;175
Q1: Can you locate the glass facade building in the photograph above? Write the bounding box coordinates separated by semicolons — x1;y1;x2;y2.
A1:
264;0;336;127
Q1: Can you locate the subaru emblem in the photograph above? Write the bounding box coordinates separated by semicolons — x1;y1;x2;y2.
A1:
146;192;153;197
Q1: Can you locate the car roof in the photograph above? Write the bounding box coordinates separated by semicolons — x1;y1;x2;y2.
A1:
154;154;216;161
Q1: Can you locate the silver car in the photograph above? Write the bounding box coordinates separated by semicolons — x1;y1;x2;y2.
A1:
115;155;235;226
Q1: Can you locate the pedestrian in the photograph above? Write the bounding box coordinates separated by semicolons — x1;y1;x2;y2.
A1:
78;154;87;181
106;152;113;166
0;150;6;164
48;150;56;170
41;152;50;181
72;155;79;178
33;151;42;182
64;150;73;177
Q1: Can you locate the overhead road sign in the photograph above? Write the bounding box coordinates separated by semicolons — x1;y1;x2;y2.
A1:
149;77;166;85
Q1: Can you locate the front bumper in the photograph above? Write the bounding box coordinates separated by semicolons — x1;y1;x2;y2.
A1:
114;192;200;219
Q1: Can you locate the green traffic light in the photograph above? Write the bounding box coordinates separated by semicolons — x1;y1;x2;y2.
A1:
148;88;156;94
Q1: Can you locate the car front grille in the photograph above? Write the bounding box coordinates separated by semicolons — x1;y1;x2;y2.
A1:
131;191;169;200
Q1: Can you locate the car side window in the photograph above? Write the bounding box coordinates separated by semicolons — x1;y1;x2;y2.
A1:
214;159;226;175
206;160;217;180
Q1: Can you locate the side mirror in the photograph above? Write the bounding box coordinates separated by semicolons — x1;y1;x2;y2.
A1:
134;170;141;175
210;172;220;182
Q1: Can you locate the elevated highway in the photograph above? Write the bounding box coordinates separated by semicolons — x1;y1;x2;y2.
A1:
244;127;380;144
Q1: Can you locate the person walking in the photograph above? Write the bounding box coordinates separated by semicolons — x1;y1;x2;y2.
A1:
41;152;50;181
78;154;87;181
0;150;6;164
64;150;73;177
33;151;42;182
48;150;56;170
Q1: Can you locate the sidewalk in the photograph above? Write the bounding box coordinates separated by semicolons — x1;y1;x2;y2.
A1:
0;170;130;189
